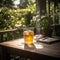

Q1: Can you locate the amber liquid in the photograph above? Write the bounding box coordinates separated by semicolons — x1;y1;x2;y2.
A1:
23;30;34;44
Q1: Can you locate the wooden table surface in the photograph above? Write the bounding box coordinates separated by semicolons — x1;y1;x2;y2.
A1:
0;37;60;60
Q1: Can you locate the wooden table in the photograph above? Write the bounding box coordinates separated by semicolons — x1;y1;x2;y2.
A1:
0;37;60;60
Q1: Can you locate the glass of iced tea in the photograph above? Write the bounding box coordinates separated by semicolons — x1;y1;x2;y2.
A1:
23;29;34;44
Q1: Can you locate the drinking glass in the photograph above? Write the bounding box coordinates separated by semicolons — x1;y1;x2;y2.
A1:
23;29;34;44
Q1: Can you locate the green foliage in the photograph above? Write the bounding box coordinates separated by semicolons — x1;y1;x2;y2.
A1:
30;21;36;27
40;16;53;30
0;8;36;30
0;7;20;30
0;7;11;30
29;16;36;27
26;0;36;15
0;7;27;30
0;0;36;30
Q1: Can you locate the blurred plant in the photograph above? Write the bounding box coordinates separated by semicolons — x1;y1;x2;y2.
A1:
0;0;36;30
0;7;19;30
29;16;36;27
0;7;11;30
26;0;36;15
40;16;53;30
39;16;53;37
